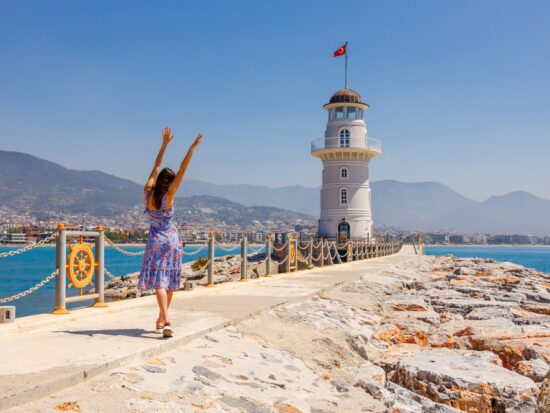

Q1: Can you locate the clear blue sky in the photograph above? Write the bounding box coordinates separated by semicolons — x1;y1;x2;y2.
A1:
1;1;549;201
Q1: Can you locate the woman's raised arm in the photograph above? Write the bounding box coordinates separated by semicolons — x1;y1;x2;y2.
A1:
144;127;174;193
167;133;202;198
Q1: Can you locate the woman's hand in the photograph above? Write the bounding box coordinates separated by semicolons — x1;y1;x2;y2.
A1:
162;127;174;145
191;133;203;149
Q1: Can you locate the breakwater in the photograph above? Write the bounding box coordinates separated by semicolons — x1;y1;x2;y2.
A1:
2;248;549;412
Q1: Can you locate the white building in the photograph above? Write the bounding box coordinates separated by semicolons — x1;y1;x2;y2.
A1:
311;88;381;241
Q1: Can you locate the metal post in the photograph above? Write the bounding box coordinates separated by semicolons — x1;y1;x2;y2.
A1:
240;235;248;281
308;237;313;266
319;239;324;267
285;237;291;273
265;236;271;276
92;225;107;307
344;41;348;89
207;232;215;287
334;241;342;264
53;224;68;314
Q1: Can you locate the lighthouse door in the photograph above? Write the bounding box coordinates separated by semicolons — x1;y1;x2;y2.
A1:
337;221;350;242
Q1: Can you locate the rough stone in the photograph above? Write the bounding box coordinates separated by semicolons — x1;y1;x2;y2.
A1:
537;370;550;413
391;349;538;412
515;359;549;382
466;306;513;320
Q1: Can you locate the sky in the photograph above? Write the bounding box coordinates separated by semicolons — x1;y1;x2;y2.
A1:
0;1;549;201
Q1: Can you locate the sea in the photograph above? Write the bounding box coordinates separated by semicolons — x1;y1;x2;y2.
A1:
2;245;549;318
0;245;252;318
425;245;550;273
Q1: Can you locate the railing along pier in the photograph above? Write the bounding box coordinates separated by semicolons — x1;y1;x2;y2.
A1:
0;225;409;320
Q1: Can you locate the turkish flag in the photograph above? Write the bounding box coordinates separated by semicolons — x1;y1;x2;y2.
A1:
333;44;346;57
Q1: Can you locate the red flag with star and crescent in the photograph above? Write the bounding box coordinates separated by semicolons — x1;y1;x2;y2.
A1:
333;44;346;57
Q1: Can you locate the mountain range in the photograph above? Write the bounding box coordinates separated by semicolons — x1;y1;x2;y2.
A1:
182;179;550;235
0;151;313;226
1;150;549;234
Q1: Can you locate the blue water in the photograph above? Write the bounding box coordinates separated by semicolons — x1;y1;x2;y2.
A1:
425;245;550;274
0;245;255;317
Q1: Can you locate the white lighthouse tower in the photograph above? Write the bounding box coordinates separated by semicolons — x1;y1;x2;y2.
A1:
311;88;381;241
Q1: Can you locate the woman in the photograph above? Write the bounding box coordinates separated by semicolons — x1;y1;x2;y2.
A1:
138;127;202;338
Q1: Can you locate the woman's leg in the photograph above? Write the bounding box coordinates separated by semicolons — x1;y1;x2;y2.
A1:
155;288;169;325
167;290;173;309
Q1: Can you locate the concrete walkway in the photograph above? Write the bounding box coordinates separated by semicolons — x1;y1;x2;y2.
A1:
0;246;419;410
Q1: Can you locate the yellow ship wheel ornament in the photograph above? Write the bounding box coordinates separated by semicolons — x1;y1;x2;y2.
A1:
67;237;95;290
289;243;296;265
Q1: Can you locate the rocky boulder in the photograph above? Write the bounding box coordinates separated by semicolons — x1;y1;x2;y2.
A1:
390;348;538;412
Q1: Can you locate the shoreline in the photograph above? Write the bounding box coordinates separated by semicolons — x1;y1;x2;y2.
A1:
2;242;550;248
426;243;550;248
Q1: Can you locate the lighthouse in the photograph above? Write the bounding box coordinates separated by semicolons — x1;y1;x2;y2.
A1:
311;88;381;241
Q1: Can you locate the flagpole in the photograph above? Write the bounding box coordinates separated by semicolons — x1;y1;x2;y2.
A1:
344;41;348;89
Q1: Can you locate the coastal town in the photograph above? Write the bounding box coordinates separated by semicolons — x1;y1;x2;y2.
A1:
2;217;550;247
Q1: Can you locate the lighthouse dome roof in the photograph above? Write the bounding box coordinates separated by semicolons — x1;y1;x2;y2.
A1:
325;88;368;108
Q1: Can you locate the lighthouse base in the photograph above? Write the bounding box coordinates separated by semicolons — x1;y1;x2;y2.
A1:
319;212;373;241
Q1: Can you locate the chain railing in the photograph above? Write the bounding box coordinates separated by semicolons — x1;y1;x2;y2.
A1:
0;269;58;304
183;244;208;256
0;233;58;259
216;243;241;252
272;240;288;253
0;227;404;313
104;237;145;256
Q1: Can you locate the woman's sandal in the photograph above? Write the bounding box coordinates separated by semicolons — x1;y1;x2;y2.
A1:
162;323;173;338
155;320;165;333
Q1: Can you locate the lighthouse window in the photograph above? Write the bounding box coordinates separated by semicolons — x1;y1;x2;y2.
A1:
340;167;348;179
340;188;348;205
339;129;350;147
347;107;356;119
357;108;363;119
335;107;344;119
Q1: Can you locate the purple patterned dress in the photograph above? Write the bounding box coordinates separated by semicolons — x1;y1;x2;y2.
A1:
138;191;183;291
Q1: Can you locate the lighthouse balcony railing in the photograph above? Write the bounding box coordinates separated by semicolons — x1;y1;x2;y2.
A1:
311;137;381;154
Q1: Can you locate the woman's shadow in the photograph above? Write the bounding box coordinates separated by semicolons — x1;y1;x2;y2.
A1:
55;328;160;339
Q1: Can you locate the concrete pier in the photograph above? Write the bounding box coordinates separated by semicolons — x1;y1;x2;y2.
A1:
0;246;417;410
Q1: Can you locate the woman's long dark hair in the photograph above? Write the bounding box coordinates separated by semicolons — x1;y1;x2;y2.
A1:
152;168;176;209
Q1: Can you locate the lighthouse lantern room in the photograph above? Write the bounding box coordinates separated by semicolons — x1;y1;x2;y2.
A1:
311;88;381;241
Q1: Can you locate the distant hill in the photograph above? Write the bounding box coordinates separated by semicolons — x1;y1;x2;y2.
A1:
0;150;313;226
2;150;550;234
182;179;320;216
371;180;475;230
0;150;142;217
183;179;550;235
175;195;313;227
431;191;550;234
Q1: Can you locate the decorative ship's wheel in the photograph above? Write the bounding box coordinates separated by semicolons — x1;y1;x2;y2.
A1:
67;239;95;290
289;243;296;265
